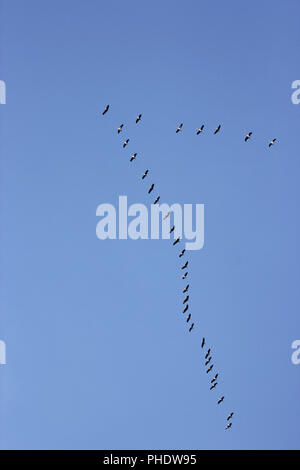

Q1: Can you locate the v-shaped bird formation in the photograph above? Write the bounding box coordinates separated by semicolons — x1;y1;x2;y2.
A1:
100;103;277;431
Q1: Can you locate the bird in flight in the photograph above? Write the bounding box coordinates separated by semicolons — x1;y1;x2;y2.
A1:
210;382;217;390
269;138;277;147
182;272;188;279
227;412;234;421
130;153;137;162
225;422;232;430
189;323;194;332
142;170;148;179
148;184;154;194
205;357;212;366
136;114;142;124
183;304;189;313
206;364;213;373
123;139;129;148
196;125;204;135
154;196;160;205
163;212;170;220
102;105;109;115
205;349;211;359
183;295;189;304
218;396;224;405
245;131;252;142
201;337;205;348
181;261;188;270
214;124;221;134
211;373;218;383
173;237;180;246
169;225;175;234
176;123;183;133
186;313;191;323
179;249;186;258
117;124;124;134
183;284;189;293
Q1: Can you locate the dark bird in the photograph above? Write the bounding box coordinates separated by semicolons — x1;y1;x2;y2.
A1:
173;237;180;246
186;313;191;323
123;139;129;148
176;123;183;133
142;170;148;179
210;382;217;390
205;357;212;366
136;114;142;124
205;349;211;359
130;153;137;162
189;323;194;332
181;261;188;270
201;337;205;348
102;105;109;115
148;184;154;194
183;295;189;304
163;211;170;220
117;124;124;133
226;423;232;430
169;225;175;234
154;196;160;205
206;364;213;373
183;304;189;313
182;272;188;279
183;284;189;293
227;412;234;421
218;396;224;405
269;138;277;147
211;373;218;384
196;125;204;135
214;124;221;134
244;131;252;142
179;249;186;258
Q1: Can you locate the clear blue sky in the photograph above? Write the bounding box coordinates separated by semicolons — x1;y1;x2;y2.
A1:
0;0;299;450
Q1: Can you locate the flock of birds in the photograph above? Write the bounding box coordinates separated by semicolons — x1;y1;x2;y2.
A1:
101;104;237;431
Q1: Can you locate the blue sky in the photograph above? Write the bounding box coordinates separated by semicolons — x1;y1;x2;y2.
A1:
0;0;299;449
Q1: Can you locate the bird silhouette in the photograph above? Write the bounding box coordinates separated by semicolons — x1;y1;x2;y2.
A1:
196;125;204;135
245;131;252;142
102;105;109;115
148;184;154;194
269;138;277;147
205;357;212;366
205;349;211;359
225;422;232;430
218;396;224;404
201;338;205;348
163;212;170;220
183;284;189;293
189;323;194;332
169;225;175;234
179;249;186;258
183;295;189;304
117;124;123;133
123;139;129;148
173;237;180;246
214;124;221;134
153;196;160;204
186;313;191;323
136;114;142;123
182;272;188;279
130;153;137;162
227;412;234;421
211;373;218;384
181;261;188;270
206;364;213;373
210;382;217;390
183;304;189;313
142;170;148;179
176;123;183;133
